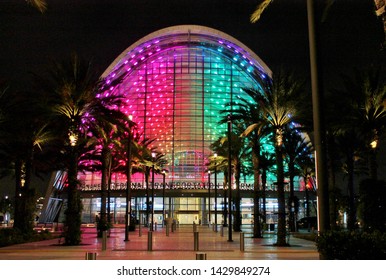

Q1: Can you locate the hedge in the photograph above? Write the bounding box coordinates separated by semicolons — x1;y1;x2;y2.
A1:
317;230;386;259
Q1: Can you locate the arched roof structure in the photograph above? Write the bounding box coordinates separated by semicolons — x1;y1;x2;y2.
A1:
97;25;273;185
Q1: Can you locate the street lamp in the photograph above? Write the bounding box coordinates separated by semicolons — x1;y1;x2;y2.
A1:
214;153;218;232
124;114;133;242
208;170;211;226
162;170;167;228
151;152;156;231
227;114;233;242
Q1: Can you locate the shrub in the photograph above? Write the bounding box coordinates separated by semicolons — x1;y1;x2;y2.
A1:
317;230;386;259
0;228;54;247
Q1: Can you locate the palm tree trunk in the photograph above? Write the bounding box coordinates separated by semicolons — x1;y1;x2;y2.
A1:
347;153;356;230
252;146;262;238
369;149;378;180
145;170;150;226
262;170;267;224
327;134;338;229
13;159;23;231
288;162;296;232
64;148;82;245
276;145;287;246
98;147;110;237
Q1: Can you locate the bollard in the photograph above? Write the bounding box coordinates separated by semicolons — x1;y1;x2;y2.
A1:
85;252;96;260
194;231;199;251
147;231;153;251
240;232;245;252
220;225;224;237
196;252;207;260
102;230;107;251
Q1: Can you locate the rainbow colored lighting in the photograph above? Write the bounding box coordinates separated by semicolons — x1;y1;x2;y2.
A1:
89;25;272;186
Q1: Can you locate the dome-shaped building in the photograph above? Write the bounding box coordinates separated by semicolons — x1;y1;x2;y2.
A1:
41;26;313;226
97;25;271;184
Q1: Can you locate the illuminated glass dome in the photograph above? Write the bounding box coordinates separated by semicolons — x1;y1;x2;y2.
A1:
99;25;272;186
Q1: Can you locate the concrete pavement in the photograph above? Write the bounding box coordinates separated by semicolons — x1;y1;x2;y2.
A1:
0;224;319;260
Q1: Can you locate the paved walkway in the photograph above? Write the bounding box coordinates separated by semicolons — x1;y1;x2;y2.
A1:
0;225;319;260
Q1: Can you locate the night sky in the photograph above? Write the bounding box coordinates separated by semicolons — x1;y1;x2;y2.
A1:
1;0;384;91
0;0;385;195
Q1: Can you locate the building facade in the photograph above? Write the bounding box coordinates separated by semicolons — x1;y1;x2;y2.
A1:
40;26;316;226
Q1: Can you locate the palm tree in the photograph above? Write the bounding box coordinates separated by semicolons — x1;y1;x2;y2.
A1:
297;156;316;219
328;67;386;229
259;150;276;224
283;128;314;231
209;139;232;226
41;53;125;245
352;68;386;180
82;116;130;237
0;87;55;233
373;0;386;47
250;0;333;236
222;125;249;232
224;88;269;237
243;70;305;246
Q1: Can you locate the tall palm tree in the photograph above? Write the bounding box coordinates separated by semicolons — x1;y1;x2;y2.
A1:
209;139;232;226
81;116;130;237
329;67;386;229
0;87;55;233
41;54;125;245
224;88;269;238
243;70;305;246
297;156;316;219
250;0;333;236
283;128;314;231
217;125;249;232
352;68;386;180
259;150;276;224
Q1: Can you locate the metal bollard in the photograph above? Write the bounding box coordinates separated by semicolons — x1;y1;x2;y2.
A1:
196;252;207;260
240;232;245;251
85;252;96;260
139;222;142;237
147;231;153;251
194;232;199;251
102;230;107;251
220;225;224;237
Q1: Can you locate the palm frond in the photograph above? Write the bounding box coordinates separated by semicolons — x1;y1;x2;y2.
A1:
322;0;336;22
241;123;261;137
27;0;47;13
250;0;273;23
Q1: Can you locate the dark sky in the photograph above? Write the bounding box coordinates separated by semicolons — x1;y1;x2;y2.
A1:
0;0;384;91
